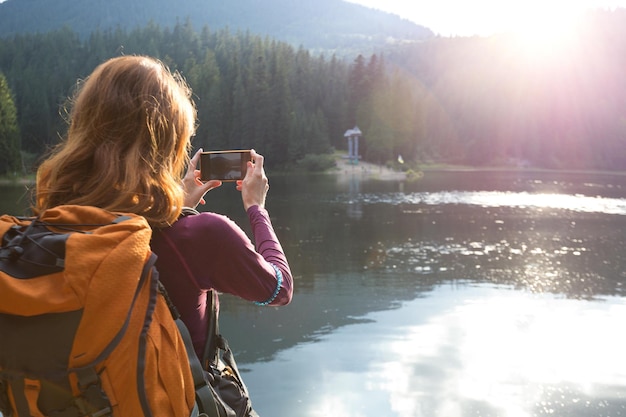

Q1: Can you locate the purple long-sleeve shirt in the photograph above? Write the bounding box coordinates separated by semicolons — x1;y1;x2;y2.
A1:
151;205;293;358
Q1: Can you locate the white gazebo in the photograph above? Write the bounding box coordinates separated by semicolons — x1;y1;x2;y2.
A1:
343;126;362;165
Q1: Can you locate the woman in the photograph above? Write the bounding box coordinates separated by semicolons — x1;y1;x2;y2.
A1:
35;55;293;362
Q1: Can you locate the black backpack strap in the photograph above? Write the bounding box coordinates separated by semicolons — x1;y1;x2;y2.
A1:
174;317;222;417
202;290;220;369
72;368;113;417
180;207;200;217
158;280;223;417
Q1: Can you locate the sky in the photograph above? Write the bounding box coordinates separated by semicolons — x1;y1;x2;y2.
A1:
0;0;623;38
346;0;626;37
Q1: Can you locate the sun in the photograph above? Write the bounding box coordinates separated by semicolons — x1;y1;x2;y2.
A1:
501;1;587;58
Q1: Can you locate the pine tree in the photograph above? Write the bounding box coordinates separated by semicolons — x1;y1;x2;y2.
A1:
0;72;21;175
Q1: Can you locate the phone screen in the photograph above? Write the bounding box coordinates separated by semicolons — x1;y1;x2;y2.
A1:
200;150;251;181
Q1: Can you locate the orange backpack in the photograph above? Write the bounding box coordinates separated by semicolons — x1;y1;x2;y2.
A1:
0;205;217;417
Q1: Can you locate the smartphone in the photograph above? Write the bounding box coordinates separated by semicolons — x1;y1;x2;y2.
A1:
200;150;252;182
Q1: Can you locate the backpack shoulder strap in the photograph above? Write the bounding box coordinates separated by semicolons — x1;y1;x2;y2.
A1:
157;272;223;417
174;313;221;417
202;289;221;369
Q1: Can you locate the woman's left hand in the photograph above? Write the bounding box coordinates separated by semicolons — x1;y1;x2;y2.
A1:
183;149;222;208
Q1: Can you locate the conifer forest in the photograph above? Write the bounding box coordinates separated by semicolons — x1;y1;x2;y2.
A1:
1;9;626;176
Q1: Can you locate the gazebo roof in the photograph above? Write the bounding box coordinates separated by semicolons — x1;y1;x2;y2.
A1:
343;126;362;137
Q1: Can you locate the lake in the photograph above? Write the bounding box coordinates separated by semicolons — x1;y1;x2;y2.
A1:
2;169;626;417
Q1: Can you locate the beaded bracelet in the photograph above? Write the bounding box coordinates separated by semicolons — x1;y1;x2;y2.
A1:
254;264;283;306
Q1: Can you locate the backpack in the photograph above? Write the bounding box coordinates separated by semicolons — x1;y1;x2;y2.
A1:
0;205;221;417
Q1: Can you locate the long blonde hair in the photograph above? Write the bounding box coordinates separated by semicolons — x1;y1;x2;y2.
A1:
35;56;196;226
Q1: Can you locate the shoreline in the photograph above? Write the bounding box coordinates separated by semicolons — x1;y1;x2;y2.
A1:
329;154;626;180
331;156;408;181
3;161;626;186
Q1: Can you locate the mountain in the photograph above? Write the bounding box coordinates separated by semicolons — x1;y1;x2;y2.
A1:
0;0;433;53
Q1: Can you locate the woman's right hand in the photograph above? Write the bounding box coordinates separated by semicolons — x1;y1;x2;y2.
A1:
237;149;269;211
183;148;222;208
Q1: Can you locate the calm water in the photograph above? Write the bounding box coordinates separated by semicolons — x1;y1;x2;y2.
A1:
2;170;626;416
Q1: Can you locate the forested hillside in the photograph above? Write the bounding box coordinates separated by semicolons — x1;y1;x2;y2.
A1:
1;9;626;176
0;0;432;53
383;8;626;170
0;23;397;173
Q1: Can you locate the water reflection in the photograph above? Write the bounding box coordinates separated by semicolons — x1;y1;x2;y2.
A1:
382;228;623;299
333;190;626;216
324;185;626;299
237;171;626;416
2;171;626;416
244;283;626;417
345;174;363;220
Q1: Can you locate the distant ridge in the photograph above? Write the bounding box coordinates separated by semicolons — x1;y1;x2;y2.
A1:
0;0;433;52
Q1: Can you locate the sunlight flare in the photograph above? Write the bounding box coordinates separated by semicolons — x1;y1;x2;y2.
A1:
504;0;586;59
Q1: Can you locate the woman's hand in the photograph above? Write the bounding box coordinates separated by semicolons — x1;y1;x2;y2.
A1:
237;149;269;211
183;148;222;208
